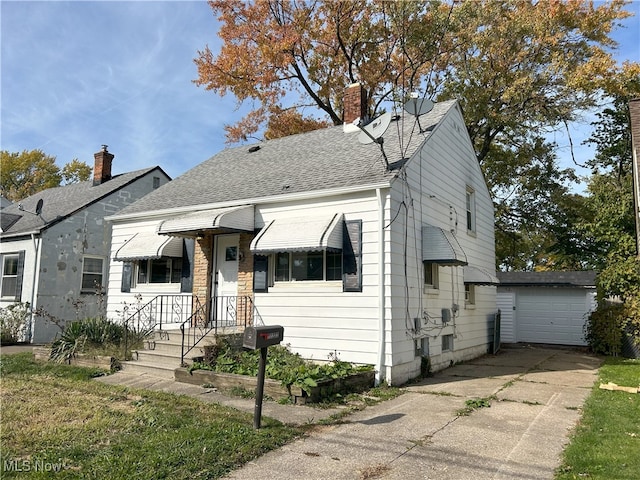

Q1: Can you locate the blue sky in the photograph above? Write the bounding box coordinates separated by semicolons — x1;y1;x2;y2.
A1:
1;1;639;183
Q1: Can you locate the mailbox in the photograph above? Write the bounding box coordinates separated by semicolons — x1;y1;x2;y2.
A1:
243;325;284;350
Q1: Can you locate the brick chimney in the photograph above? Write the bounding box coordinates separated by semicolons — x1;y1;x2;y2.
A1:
343;83;368;126
93;145;114;186
629;98;640;257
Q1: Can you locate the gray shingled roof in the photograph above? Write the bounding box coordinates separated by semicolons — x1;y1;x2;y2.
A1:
0;167;162;237
497;271;597;287
116;100;458;216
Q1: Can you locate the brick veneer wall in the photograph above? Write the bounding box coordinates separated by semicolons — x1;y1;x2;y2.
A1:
237;232;255;325
193;235;213;321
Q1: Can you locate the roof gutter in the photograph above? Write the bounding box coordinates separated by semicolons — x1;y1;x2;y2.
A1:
106;181;392;222
0;229;42;240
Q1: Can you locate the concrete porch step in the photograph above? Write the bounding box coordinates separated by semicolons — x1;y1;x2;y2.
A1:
123;329;244;379
120;360;176;380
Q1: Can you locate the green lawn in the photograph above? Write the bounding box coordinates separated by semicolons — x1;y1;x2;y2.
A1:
0;352;301;479
557;356;640;480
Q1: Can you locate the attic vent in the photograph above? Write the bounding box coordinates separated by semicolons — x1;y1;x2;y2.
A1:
248;145;261;153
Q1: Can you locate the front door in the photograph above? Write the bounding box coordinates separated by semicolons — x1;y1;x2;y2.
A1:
213;234;239;324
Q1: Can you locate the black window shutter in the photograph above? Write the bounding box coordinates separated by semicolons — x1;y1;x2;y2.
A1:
121;262;132;293
181;238;195;293
343;220;362;292
253;255;269;293
15;251;25;301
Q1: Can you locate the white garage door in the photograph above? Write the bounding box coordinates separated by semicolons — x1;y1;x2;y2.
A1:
515;288;591;346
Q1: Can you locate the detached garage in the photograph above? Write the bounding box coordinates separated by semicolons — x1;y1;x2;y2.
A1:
497;271;597;346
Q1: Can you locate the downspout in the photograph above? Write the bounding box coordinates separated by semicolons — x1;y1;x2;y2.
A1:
376;188;386;385
29;233;42;343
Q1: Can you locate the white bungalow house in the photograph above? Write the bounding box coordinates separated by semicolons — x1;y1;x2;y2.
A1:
105;85;498;385
0;147;170;343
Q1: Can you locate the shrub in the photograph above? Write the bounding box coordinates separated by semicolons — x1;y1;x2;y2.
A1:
50;317;147;362
190;341;373;395
585;298;640;356
0;302;30;344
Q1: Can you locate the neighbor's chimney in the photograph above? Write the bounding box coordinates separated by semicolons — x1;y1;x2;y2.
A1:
93;144;114;186
629;98;640;258
343;83;367;126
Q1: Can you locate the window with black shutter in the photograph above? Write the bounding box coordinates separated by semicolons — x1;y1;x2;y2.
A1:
121;262;132;293
180;239;195;293
253;255;269;293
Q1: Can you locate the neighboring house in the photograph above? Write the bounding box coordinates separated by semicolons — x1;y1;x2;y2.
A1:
497;271;597;346
105;85;498;385
0;146;170;343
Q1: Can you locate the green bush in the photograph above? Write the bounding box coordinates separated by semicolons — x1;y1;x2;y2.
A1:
50;317;149;362
585;299;640;356
0;302;30;344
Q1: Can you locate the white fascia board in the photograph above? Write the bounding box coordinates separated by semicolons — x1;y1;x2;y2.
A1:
0;230;42;240
106;181;391;223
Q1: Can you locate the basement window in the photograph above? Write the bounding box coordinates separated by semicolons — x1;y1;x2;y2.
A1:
442;334;454;352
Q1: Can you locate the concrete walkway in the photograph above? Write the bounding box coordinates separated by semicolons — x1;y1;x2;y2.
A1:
222;345;601;480
96;369;346;426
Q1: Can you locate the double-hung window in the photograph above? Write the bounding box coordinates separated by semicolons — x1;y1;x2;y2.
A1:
465;283;476;306
1;254;20;298
424;262;439;290
466;187;476;233
81;256;105;293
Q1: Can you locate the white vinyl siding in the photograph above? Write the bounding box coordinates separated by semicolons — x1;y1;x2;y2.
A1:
253;190;384;365
388;103;497;377
106;218;187;320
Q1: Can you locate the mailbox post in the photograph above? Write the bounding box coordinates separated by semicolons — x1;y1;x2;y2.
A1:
242;325;284;429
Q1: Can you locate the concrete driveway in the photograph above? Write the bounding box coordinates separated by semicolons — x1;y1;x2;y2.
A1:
6;342;601;479
223;345;601;480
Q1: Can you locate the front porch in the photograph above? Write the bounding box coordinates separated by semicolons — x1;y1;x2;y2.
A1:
121;294;261;378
